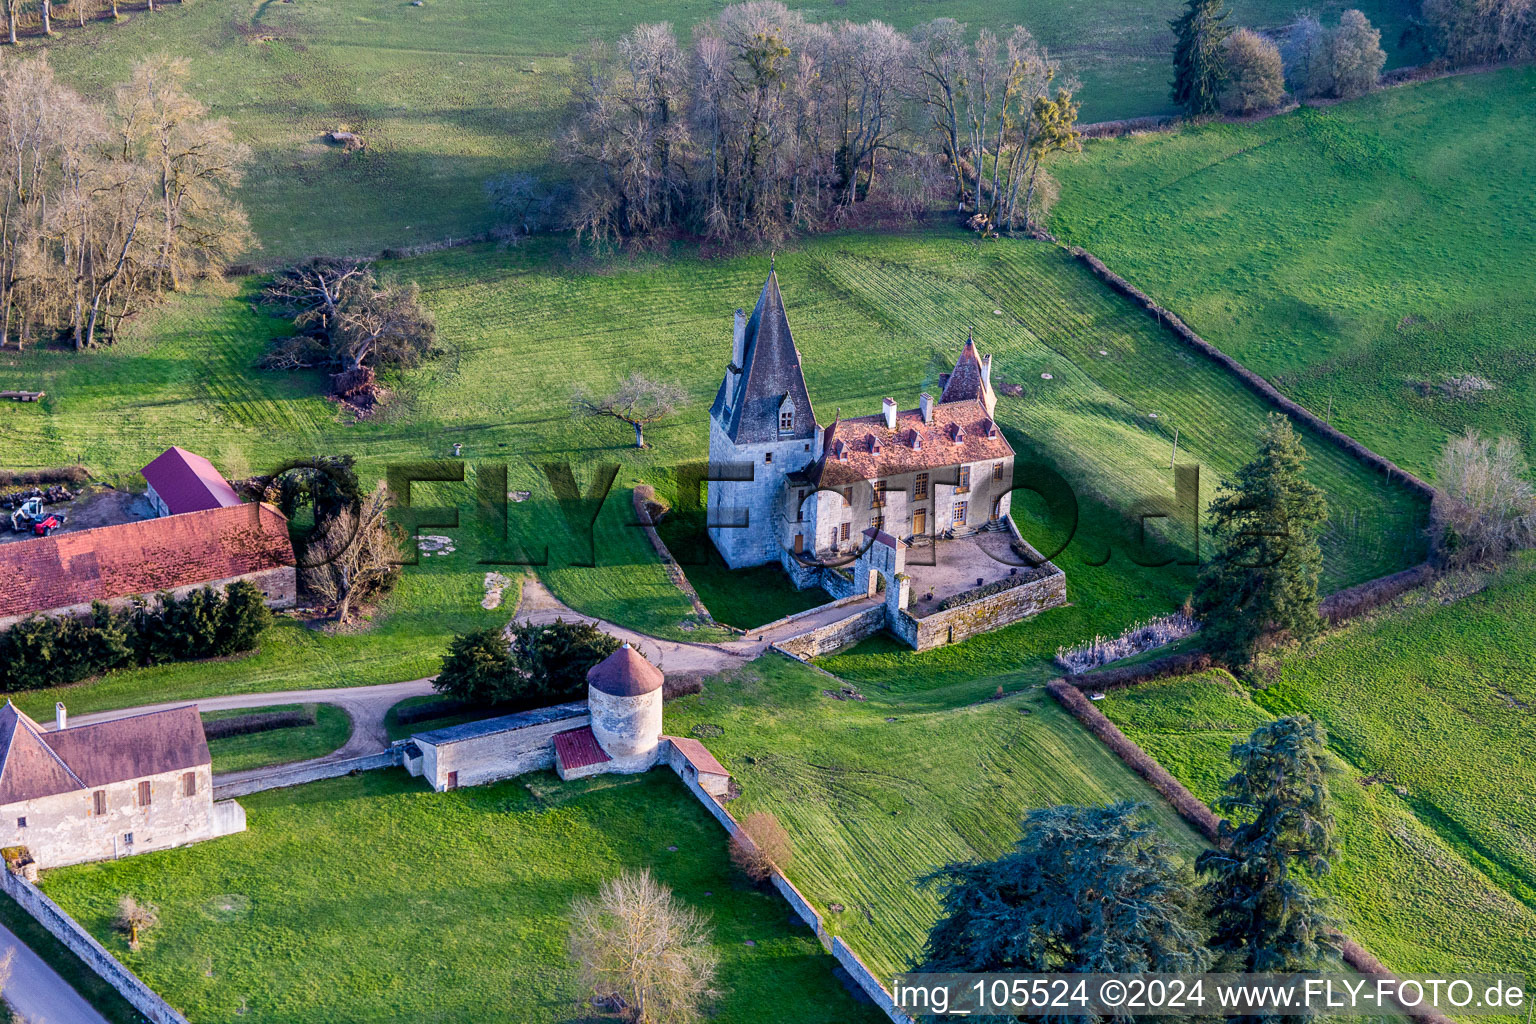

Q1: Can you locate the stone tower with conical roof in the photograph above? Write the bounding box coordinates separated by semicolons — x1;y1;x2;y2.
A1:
707;265;820;569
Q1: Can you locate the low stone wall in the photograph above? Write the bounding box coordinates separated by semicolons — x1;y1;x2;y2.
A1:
413;702;589;791
0;867;190;1024
631;486;717;625
775;605;888;659
664;764;916;1024
213;749;401;800
892;568;1067;651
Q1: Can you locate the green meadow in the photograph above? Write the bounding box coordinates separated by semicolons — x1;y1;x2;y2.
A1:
1;232;1424;715
662;654;1207;979
41;770;881;1024
1051;67;1536;476
25;0;1420;263
1098;656;1536;994
203;704;353;773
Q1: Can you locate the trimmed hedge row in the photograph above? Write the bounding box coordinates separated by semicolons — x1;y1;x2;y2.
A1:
391;698;473;727
0;466;89;488
202;707;317;740
0;582;272;691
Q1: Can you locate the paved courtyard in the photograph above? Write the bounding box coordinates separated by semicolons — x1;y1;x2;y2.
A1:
902;530;1053;614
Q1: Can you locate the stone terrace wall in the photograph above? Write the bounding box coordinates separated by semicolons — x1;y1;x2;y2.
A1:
0;867;191;1024
775;605;888;659
892;569;1067;652
214;750;401;799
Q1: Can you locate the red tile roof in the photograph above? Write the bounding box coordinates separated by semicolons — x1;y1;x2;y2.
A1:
587;643;665;697
0;503;294;620
140;447;242;515
665;736;729;778
0;704;210;804
813;400;1013;487
554;727;612;771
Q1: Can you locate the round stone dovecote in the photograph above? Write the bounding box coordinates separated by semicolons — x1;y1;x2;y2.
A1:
586;643;664;772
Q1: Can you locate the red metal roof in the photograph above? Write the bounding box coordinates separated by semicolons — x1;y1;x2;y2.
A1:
0;503;294;620
665;736;729;778
140;446;242;515
554;727;612;771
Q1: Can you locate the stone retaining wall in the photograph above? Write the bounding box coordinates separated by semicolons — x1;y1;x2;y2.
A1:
1;866;190;1024
213;749;401;800
891;568;1067;651
775;605;888;659
631;487;717;625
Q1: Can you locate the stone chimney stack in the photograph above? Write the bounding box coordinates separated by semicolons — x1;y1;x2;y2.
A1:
881;397;898;431
919;392;934;425
731;309;747;369
55;702;67;731
981;354;993;389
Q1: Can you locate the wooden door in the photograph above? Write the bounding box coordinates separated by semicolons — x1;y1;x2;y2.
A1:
912;508;927;536
447;771;459;790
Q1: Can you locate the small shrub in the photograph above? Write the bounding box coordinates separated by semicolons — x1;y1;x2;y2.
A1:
1430;430;1536;569
1221;28;1286;113
202;708;317;740
115;896;160;950
729;811;794;883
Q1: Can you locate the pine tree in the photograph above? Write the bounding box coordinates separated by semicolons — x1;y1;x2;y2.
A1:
1171;0;1233;115
1193;413;1328;668
920;803;1211;995
1198;716;1340;1005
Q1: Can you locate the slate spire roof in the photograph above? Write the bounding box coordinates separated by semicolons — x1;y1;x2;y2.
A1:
938;332;997;417
710;268;818;445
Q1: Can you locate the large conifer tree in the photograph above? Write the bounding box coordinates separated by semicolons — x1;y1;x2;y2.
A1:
1193;413;1328;668
1170;0;1233;115
1198;716;1340;1003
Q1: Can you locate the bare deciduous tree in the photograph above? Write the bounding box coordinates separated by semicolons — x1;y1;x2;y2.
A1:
115;895;159;950
1221;28;1287;113
574;373;687;448
728;811;794;882
569;869;719;1024
1431;430;1536;569
300;481;404;621
1328;9;1386;99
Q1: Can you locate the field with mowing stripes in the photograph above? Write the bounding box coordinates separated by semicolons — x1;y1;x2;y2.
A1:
25;0;1419;262
663;654;1207;978
1051;67;1536;476
1098;661;1536;997
0;231;1425;715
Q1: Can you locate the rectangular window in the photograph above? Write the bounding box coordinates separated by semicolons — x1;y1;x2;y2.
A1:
796;489;806;521
870;481;886;509
16;818;25;829
124;832;134;846
954;501;968;526
872;515;885;533
842;488;853;507
780;410;794;432
93;791;107;816
138;781;152;807
993;462;1005;482
914;473;929;500
764;452;772;464
182;772;197;797
840;522;850;542
957;466;971;493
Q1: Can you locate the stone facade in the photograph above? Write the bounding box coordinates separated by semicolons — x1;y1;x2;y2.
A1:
409;702;589;792
890;568;1068;651
774;605;888;659
588;687;662;773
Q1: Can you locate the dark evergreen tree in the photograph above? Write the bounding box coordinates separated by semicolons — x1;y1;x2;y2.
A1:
919;803;1210;1020
1170;0;1233;115
217;580;274;655
1192;413;1328;668
1198;715;1339;1005
434;619;620;707
433;628;516;706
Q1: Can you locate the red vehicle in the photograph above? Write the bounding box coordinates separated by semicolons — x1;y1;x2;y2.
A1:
8;498;64;536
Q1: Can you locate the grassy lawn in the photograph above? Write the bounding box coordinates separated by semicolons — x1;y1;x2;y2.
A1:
1096;665;1536;994
22;0;1422;263
662;654;1207;979
204;704;353;774
1050;67;1536;477
40;769;881;1024
1;231;1424;717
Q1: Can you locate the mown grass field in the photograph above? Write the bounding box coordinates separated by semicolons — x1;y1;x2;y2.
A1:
0;231;1425;715
203;703;352;773
662;654;1207;979
26;0;1419;262
41;769;880;1024
1051;67;1536;477
1097;662;1536;997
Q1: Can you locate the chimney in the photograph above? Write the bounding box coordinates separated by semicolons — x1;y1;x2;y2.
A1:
731;309;747;369
881;397;897;431
919;392;934;424
981;354;993;389
55;702;66;731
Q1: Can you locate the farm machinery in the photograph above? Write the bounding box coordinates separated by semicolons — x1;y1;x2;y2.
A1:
9;497;64;536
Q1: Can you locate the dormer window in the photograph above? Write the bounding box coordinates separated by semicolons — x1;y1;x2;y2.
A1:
780;410;794;432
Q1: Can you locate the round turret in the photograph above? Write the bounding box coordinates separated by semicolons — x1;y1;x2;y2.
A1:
586;643;663;771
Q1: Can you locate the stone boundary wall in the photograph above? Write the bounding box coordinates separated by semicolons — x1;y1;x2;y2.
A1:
751;592;871;638
892;568;1067;651
0;867;191;1024
1045;680;1455;1024
213;749;401;800
775;605;888;659
664;760;916;1024
631;486;718;626
1065;246;1433;501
